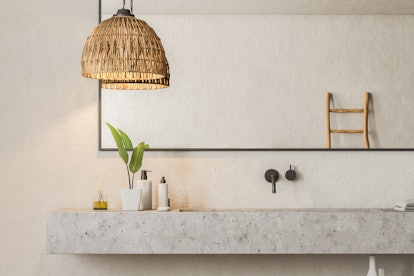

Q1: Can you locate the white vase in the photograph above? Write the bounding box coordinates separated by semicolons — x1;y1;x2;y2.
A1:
366;256;378;276
121;189;142;211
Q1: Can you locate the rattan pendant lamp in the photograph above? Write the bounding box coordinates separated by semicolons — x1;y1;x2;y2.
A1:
81;0;169;90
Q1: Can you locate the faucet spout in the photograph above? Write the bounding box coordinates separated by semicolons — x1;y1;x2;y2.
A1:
265;169;279;193
271;175;276;193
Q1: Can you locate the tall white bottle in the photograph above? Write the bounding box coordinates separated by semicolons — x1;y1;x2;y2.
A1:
366;256;378;276
135;170;152;210
157;177;170;211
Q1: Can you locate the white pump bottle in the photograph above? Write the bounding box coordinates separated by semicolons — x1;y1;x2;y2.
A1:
135;170;152;210
157;177;170;211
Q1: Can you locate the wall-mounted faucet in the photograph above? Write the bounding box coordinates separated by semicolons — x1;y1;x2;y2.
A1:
265;169;279;193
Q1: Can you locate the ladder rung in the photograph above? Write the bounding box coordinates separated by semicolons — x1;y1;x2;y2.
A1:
331;129;364;134
329;109;364;113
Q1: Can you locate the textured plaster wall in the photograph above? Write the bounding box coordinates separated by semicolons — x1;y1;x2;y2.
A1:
0;0;413;275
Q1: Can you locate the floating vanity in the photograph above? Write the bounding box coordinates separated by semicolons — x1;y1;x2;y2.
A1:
47;209;414;254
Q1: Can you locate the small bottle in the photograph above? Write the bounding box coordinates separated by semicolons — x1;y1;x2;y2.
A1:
378;268;385;276
366;256;378;276
157;177;170;211
93;186;108;210
135;170;152;210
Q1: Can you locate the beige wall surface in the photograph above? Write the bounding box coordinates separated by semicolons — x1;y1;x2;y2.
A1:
0;0;413;275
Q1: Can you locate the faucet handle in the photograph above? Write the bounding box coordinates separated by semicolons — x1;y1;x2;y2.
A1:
285;165;297;181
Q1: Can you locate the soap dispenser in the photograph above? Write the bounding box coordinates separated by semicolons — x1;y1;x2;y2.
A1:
157;177;170;212
135;170;152;210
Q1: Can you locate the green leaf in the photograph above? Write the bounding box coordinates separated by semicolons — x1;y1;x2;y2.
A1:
118;129;133;150
129;142;146;173
106;122;128;164
144;144;150;150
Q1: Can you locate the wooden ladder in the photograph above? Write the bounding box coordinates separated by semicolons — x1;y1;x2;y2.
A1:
325;92;370;149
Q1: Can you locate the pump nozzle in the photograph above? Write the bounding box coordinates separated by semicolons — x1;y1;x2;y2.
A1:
141;170;152;180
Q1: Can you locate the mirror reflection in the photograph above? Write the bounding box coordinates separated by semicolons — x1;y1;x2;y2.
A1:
100;1;414;150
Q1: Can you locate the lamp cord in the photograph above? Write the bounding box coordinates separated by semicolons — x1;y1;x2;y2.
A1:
122;0;133;14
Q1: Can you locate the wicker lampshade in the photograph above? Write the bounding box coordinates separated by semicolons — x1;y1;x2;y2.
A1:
81;8;169;87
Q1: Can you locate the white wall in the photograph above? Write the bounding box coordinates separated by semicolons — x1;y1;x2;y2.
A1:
0;0;413;275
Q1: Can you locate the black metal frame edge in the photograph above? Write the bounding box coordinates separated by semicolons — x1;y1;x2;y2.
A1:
98;0;101;22
98;0;103;151
99;147;414;152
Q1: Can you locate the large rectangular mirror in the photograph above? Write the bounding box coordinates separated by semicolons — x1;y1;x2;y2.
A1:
100;0;414;150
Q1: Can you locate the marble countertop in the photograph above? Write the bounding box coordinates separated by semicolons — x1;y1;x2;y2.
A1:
47;209;414;254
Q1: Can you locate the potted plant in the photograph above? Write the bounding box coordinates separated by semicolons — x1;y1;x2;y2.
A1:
106;122;149;210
